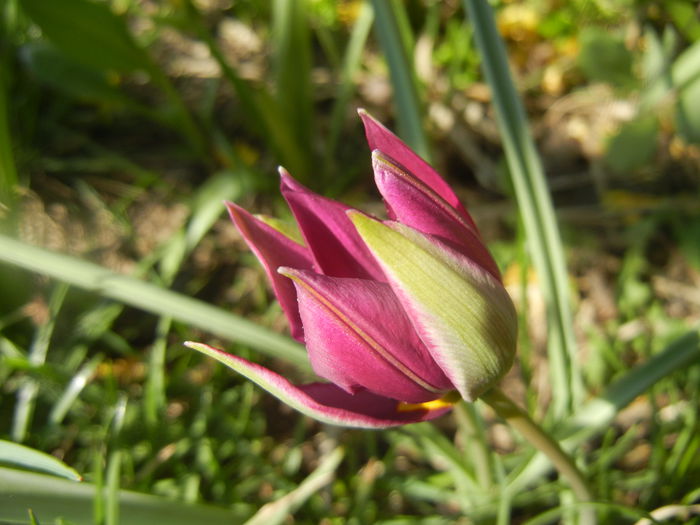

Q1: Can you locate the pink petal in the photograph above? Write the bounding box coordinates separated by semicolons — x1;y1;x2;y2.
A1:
279;169;384;281
358;109;476;229
372;151;501;281
226;202;313;341
279;268;453;402
184;342;452;428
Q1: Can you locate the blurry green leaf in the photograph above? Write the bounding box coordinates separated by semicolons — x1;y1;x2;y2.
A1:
604;115;658;173
0;467;242;525
273;0;313;178
371;0;431;161
28;509;41;525
0;441;81;481
0;66;17;209
19;0;150;73
49;354;103;425
673;216;700;270
668;0;700;41
641;26;676;84
578;27;636;88
185;171;243;250
20;42;133;106
676;68;700;144
639;28;700;143
538;10;574;40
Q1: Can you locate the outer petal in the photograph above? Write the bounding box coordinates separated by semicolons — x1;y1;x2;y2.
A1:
184;342;452;428
279;169;384;281
372;150;501;281
279;268;453;402
349;212;517;402
358;109;476;229
226;202;313;341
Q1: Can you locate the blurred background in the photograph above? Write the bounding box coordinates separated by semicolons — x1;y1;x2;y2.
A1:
1;0;700;523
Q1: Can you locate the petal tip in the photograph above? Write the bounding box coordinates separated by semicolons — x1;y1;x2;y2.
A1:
346;209;375;227
371;149;396;168
277;266;296;278
225;201;246;223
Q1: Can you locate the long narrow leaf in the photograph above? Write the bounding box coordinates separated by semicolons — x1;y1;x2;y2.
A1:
0;65;17;210
273;0;313;172
0;467;243;525
462;0;581;416
19;0;149;72
371;0;430;161
0;441;81;481
0;234;309;370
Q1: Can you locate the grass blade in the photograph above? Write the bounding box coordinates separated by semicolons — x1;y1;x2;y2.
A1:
0;441;81;481
0;466;243;525
0;234;309;369
12;283;69;442
370;0;431;161
462;0;581;417
0;64;17;211
273;0;313;172
49;353;103;426
244;446;344;525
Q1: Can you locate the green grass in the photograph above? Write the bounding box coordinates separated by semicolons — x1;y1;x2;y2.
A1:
2;1;700;523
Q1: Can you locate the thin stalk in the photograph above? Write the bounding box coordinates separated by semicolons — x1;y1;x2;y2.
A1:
481;387;595;524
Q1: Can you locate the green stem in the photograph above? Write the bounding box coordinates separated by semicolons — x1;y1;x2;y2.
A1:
481;388;596;524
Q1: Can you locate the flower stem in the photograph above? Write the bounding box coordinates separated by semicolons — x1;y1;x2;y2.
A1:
481;387;596;524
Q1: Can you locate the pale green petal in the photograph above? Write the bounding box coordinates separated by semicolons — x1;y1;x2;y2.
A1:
254;214;305;246
349;212;517;401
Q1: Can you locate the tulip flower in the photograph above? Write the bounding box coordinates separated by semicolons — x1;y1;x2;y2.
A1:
186;110;517;428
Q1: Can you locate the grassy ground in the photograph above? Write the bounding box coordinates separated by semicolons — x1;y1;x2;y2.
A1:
1;1;700;524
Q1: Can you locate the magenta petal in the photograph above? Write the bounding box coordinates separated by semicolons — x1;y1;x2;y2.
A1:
358;109;476;229
372;151;501;281
280;268;453;402
299;383;452;426
279;170;384;281
226;202;313;341
185;342;451;428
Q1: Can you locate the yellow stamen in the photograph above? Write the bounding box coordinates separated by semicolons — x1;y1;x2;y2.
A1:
397;390;462;412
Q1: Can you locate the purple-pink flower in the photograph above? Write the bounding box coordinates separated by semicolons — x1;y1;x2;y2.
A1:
187;110;517;428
